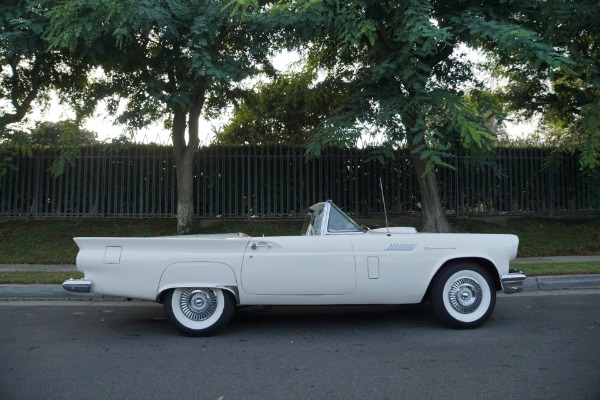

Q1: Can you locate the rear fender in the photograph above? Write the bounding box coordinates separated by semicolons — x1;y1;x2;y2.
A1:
157;262;239;303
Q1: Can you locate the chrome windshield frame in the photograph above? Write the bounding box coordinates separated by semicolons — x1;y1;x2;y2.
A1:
305;201;365;236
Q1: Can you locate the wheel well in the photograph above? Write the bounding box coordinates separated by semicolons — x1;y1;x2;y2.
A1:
421;257;501;303
157;286;239;305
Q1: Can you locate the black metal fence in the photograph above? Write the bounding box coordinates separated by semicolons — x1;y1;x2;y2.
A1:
1;144;599;218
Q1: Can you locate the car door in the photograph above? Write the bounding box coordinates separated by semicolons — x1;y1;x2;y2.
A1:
347;232;438;304
241;235;356;295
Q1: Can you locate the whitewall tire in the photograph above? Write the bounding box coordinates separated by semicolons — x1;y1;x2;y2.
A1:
430;262;496;329
164;287;234;336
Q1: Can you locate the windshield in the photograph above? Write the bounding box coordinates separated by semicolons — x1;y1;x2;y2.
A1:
327;203;364;233
304;202;365;235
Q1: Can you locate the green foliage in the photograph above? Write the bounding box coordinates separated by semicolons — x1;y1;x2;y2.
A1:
0;127;32;179
489;0;600;169
29;120;97;146
1;0;50;128
297;0;575;172
542;102;600;169
215;70;345;145
0;0;92;131
287;1;589;174
44;0;280;131
1;120;98;177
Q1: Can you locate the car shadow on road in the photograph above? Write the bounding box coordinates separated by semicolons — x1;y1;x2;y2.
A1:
228;303;441;334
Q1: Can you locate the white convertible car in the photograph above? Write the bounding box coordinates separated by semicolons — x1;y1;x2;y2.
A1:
64;201;526;336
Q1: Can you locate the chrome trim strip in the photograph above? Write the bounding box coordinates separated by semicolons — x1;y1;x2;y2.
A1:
500;272;527;294
251;242;272;249
63;279;92;293
385;243;417;251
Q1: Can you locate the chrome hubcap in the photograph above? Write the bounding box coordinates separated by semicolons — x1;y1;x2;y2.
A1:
448;277;482;314
179;288;218;321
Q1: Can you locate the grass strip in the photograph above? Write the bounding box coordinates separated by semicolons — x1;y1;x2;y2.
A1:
513;262;600;277
0;271;83;284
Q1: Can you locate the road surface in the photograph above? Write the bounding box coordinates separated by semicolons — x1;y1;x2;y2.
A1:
1;290;599;400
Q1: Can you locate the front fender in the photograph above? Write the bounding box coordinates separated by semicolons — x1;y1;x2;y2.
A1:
157;262;239;302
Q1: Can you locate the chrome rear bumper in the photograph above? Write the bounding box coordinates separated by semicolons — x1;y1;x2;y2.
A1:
63;279;92;293
500;270;527;294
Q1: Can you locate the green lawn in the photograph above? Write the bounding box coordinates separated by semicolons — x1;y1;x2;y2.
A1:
514;262;600;277
0;271;84;284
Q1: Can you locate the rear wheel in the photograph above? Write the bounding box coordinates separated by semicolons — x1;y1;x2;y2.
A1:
164;287;234;336
430;262;496;329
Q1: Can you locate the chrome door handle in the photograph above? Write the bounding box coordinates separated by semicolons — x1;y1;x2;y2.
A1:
251;242;271;250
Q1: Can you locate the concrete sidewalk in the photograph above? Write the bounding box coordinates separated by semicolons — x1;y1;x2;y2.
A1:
1;256;600;300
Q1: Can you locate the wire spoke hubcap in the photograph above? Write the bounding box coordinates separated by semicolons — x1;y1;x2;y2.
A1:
448;277;482;314
179;288;218;321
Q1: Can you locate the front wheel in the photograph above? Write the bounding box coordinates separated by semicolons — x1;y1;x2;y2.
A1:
430;262;496;329
164;287;234;336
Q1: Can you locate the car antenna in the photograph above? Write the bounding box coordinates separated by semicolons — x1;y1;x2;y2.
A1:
379;177;391;236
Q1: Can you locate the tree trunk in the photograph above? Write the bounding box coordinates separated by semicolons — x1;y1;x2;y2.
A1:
172;107;195;235
171;80;206;235
410;153;452;233
175;153;195;235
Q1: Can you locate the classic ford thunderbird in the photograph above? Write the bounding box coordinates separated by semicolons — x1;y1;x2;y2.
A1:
64;201;526;336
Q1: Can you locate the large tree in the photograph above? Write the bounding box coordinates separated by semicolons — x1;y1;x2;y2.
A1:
288;0;574;232
45;0;279;233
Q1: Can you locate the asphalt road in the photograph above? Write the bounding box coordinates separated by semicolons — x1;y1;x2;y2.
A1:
1;291;599;400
